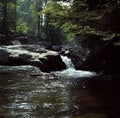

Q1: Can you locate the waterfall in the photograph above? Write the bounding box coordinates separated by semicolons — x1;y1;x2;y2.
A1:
54;55;97;78
60;55;74;68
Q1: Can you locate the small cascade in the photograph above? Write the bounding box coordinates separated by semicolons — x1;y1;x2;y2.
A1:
54;55;96;78
60;55;74;68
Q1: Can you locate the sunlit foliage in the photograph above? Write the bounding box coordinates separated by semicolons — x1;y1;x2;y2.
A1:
0;0;120;42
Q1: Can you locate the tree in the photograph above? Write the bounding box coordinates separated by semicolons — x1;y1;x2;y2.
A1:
42;0;67;43
0;0;18;31
36;0;42;37
1;0;119;43
14;0;17;31
42;0;76;40
42;0;120;41
1;0;8;30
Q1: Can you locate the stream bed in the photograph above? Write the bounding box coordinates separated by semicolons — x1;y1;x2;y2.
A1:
0;66;120;118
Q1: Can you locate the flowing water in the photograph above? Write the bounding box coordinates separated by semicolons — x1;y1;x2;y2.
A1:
0;56;120;118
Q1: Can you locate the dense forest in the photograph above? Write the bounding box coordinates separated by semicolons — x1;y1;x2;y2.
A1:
0;0;120;44
0;0;120;74
1;1;120;118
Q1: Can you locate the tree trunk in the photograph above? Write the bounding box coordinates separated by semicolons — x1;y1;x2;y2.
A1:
2;1;8;30
37;15;40;36
36;0;43;38
40;15;43;38
14;0;17;31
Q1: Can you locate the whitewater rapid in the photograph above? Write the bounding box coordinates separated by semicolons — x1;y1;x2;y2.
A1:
54;55;96;78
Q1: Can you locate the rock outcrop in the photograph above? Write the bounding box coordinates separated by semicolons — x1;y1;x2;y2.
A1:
64;34;103;69
0;45;66;72
65;34;120;75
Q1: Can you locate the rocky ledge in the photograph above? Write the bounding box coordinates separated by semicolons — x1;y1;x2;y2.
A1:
65;34;120;75
0;45;66;72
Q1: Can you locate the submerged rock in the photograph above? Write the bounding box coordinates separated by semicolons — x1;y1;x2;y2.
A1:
0;45;66;72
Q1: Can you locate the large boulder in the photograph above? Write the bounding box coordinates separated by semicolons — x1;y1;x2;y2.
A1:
65;34;103;69
0;45;66;72
65;34;120;75
81;37;120;74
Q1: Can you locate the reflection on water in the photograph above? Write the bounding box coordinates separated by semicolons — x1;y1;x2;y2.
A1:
0;66;120;118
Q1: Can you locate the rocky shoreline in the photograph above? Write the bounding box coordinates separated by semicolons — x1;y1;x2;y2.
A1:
0;45;66;72
0;30;120;77
64;34;120;77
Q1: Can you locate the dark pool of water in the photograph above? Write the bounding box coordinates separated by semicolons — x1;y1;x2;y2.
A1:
0;67;120;118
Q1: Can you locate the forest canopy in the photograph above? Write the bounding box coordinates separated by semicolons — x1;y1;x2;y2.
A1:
0;0;120;43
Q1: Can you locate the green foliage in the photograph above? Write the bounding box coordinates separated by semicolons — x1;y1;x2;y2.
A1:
42;0;120;41
16;19;29;33
0;0;119;43
42;0;73;40
7;2;15;9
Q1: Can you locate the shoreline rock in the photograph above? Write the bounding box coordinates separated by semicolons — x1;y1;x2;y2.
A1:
65;34;120;75
0;45;66;72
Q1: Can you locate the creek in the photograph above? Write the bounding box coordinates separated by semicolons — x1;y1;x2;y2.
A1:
0;56;120;118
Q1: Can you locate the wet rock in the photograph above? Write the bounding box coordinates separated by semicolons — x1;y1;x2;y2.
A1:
11;40;21;45
37;41;52;49
65;34;120;74
81;38;120;74
0;49;10;64
65;34;103;69
51;45;62;51
0;45;66;72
